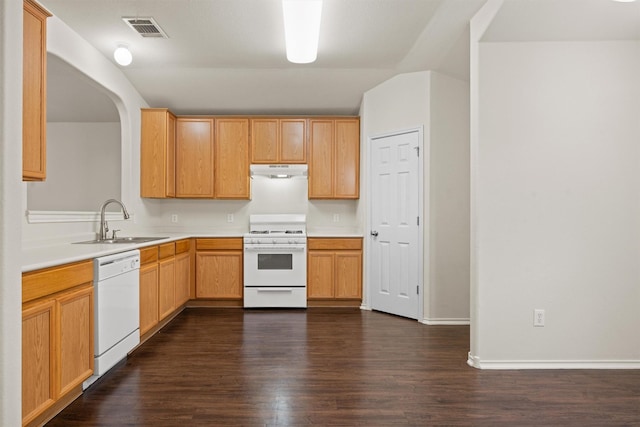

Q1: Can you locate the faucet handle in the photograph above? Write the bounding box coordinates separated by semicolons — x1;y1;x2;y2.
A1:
111;229;120;239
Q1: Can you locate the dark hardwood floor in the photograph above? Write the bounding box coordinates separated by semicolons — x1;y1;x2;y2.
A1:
47;308;640;426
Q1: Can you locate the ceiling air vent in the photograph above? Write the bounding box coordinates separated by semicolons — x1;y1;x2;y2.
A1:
122;17;168;38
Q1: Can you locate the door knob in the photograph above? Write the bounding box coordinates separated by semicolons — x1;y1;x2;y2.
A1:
370;231;379;237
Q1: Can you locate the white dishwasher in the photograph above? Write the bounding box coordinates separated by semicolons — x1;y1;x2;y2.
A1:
83;249;140;390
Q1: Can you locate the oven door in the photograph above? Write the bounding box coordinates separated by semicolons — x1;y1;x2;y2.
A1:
243;244;306;287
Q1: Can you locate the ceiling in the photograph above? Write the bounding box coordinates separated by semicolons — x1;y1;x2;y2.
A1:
42;0;640;122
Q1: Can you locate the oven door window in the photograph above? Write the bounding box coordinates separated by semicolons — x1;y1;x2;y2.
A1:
257;253;293;270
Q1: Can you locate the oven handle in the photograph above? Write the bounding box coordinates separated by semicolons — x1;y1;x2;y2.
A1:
244;246;305;252
255;288;295;292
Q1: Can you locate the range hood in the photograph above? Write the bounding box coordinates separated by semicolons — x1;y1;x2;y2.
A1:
250;164;308;179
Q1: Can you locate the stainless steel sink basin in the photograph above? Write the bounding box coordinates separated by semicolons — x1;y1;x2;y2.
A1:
74;237;169;244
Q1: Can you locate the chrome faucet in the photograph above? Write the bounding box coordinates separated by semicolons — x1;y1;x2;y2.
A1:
99;199;130;240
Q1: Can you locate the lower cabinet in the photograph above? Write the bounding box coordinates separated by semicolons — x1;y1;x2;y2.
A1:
22;260;94;426
195;238;243;300
139;239;191;337
307;238;363;303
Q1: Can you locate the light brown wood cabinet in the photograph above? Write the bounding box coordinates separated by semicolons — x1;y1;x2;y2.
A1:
140;240;191;336
307;238;363;303
23;0;50;181
22;260;94;426
215;118;250;198
251;118;307;164
176;118;215;198
308;118;360;199
195;238;243;300
140;108;176;198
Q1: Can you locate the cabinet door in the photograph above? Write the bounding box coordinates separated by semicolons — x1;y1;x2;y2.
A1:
176;118;214;198
140;109;176;198
158;257;176;321
280;119;306;163
57;285;94;397
307;252;335;298
335;251;362;299
139;263;159;335
334;119;360;198
196;251;242;298
251;119;278;163
22;299;56;425
308;120;334;198
23;0;50;181
175;252;191;307
215;118;249;198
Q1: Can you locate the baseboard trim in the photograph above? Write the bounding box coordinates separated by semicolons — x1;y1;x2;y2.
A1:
421;317;470;325
467;353;640;370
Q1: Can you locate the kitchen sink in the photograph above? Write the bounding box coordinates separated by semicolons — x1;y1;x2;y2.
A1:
74;237;169;244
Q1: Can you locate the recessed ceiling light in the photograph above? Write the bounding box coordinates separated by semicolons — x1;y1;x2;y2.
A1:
113;45;132;66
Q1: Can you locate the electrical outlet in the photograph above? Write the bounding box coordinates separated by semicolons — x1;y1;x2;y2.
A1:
227;214;234;223
171;214;178;223
534;309;545;327
333;213;340;222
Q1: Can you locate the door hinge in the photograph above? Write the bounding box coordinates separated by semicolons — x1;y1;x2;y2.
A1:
417;216;420;226
417;285;419;295
414;146;420;157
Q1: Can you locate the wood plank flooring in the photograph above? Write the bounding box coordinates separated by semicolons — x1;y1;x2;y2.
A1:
47;308;640;426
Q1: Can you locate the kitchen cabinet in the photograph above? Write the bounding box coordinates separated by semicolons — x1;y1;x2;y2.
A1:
195;238;243;300
176;118;215;198
139;246;159;335
251;118;306;164
23;0;50;181
140;108;176;198
158;243;176;321
215;118;250;198
308;118;360;199
175;241;191;307
307;238;362;303
22;260;94;426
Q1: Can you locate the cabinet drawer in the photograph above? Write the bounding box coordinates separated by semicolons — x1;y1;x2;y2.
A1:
158;242;175;259
175;239;190;254
307;238;362;251
140;246;158;265
22;260;93;304
196;238;243;251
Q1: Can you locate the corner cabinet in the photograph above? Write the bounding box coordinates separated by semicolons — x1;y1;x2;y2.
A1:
307;238;363;306
22;260;94;426
140;108;176;198
23;0;50;181
308;118;360;199
250;118;306;164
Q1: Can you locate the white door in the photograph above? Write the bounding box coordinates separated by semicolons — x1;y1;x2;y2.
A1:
369;129;422;319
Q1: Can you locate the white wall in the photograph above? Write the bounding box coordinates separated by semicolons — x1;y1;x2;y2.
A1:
1;0;24;423
360;70;471;323
27;122;121;211
472;40;640;367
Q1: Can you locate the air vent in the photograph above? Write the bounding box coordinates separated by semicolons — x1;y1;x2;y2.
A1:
122;17;168;38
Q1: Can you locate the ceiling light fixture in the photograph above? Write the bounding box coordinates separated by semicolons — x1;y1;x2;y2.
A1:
282;0;323;64
113;45;132;66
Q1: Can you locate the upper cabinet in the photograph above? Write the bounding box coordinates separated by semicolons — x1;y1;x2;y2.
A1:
250;118;306;164
215;118;250;199
176;118;215;198
23;0;50;181
308;118;360;199
140;109;176;198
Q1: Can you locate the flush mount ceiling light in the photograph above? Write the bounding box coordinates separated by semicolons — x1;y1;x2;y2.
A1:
113;45;132;66
282;0;323;64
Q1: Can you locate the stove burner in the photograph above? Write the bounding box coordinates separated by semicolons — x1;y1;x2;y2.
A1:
285;230;303;234
250;230;269;234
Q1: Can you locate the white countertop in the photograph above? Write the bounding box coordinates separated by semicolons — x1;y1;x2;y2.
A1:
22;229;364;272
